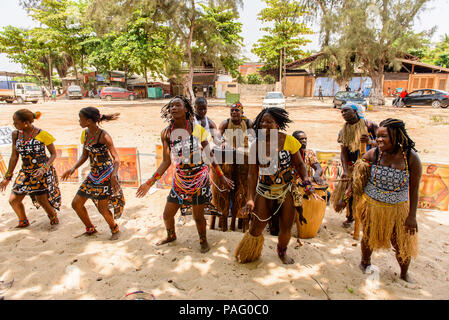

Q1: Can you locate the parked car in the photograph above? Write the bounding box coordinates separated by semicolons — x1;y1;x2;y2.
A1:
67;85;83;100
333;91;368;109
100;87;137;101
262;92;286;109
394;89;449;108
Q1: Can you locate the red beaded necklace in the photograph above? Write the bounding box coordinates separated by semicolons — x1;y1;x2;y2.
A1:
21;127;37;146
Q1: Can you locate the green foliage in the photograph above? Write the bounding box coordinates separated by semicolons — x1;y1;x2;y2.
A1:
410;34;449;68
252;0;313;70
247;73;263;84
237;73;247;84
321;0;432;104
263;74;276;84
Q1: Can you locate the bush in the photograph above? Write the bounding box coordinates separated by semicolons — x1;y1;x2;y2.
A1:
247;73;263;85
263;75;276;84
237;74;247;84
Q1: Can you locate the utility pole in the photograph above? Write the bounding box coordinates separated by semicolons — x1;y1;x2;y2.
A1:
279;48;283;93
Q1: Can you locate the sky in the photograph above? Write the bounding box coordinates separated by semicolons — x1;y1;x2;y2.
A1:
1;0;449;72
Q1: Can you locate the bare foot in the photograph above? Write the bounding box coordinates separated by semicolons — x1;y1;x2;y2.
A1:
342;220;353;228
279;253;295;265
84;229;98;236
156;236;176;246
200;241;210;253
110;231;120;241
359;261;371;273
400;273;414;283
15;220;30;228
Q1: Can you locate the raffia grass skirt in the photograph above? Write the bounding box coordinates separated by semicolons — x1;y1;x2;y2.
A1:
235;232;264;263
358;194;418;260
211;163;248;217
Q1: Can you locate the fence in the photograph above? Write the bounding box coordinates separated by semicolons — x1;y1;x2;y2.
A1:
1;146;449;211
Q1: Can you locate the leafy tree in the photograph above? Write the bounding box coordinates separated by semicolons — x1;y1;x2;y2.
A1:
237;73;247;84
412;34;449;68
263;74;276;84
0;26;61;89
247;73;263;84
322;0;431;105
298;0;347;48
23;0;95;79
252;0;313;92
87;0;243;100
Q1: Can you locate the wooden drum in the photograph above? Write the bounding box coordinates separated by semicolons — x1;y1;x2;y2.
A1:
296;183;328;239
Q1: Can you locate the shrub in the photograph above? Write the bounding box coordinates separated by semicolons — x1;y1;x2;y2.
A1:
247;73;263;84
263;75;276;84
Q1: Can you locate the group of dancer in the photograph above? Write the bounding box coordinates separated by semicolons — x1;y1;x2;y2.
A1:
0;97;422;282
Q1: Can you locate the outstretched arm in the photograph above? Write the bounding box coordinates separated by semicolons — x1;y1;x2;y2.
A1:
61;144;88;181
136;128;173;197
0;131;19;191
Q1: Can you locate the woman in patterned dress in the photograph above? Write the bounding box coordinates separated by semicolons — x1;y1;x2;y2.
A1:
236;107;314;264
351;118;421;282
136;96;234;253
62;107;124;240
0;109;61;228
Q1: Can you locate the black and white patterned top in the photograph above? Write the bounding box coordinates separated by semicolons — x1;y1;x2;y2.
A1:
364;164;409;204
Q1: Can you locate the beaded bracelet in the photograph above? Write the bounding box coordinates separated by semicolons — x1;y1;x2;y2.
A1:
145;172;161;186
4;171;13;181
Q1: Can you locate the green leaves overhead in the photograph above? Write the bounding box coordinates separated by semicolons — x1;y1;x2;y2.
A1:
252;0;313;70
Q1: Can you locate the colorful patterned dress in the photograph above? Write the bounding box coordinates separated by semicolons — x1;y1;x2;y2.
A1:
12;129;61;210
77;129;125;218
167;123;212;206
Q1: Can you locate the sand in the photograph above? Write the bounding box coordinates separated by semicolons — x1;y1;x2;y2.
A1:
0;97;448;300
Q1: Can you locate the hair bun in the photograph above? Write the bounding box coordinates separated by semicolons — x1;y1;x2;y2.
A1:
34;111;42;120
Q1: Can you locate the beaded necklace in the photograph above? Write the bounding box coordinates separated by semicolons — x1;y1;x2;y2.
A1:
373;149;408;194
85;128;100;146
170;120;209;202
21;127;37;146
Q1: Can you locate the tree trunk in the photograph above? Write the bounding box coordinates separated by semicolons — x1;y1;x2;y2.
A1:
184;0;196;101
48;53;53;91
144;66;149;99
369;72;385;106
282;47;287;94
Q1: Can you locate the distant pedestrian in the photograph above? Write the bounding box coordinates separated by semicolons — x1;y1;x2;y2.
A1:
346;84;350;92
203;87;207;98
318;86;324;102
42;88;46;102
52;89;56;102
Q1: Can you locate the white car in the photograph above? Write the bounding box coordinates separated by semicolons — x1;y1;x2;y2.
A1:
262;92;286;109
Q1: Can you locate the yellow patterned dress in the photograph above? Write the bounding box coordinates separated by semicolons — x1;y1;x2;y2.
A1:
77;129;125;218
12;129;61;210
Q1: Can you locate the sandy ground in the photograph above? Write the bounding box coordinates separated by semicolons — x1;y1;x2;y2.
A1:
0;97;448;300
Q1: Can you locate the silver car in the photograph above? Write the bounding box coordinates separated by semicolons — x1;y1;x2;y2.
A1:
67;85;83;100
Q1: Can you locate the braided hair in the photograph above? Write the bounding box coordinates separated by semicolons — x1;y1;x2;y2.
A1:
253;107;292;138
161;95;194;123
379;118;417;153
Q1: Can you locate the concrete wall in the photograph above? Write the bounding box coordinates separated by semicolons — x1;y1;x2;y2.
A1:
215;81;239;99
238;84;276;98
